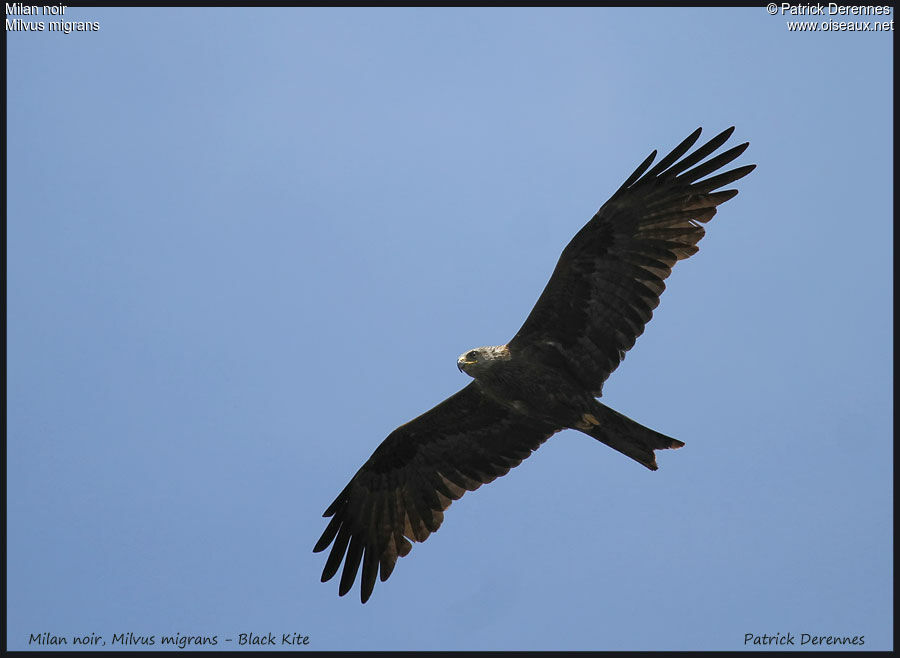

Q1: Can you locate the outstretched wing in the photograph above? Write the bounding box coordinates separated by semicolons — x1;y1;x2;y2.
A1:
508;127;755;395
313;382;560;603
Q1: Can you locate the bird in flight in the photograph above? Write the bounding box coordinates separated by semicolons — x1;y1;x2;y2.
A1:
314;127;754;603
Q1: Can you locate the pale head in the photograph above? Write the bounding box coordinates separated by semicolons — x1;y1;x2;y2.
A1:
457;344;511;377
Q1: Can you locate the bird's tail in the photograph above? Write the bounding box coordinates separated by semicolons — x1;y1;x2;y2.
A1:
576;402;685;471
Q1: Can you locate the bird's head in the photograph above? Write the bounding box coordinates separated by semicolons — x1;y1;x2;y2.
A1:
457;344;511;377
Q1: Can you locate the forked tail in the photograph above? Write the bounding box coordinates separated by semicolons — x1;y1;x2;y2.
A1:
577;403;685;471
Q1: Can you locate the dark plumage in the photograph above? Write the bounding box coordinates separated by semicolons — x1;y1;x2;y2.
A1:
314;127;755;602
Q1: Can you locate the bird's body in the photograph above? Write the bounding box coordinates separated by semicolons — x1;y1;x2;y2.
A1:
314;127;755;602
459;344;593;425
458;344;661;452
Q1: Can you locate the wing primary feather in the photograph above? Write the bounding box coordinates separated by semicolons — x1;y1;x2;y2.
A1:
339;535;364;596
613;149;657;196
322;485;349;518
313;513;342;553
663;126;735;178
360;545;379;604
400;483;430;542
683;189;740;209
640;127;703;181
321;524;352;582
708;189;740;204
676;142;749;184
379;556;397;582
692;164;757;193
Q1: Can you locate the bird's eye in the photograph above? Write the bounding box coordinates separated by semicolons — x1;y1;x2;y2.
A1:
467;351;478;361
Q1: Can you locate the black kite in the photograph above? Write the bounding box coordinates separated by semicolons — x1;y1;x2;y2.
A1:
314;127;755;602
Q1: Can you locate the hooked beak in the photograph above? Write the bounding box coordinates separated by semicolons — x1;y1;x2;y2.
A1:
458;359;474;373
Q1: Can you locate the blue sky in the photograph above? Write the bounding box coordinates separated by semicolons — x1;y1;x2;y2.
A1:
6;7;893;652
